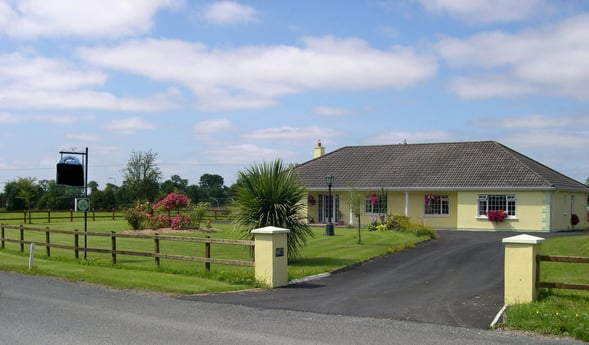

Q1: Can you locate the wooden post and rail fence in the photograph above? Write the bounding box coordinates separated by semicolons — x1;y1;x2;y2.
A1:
503;234;589;305
1;224;290;287
0;208;233;224
0;224;254;271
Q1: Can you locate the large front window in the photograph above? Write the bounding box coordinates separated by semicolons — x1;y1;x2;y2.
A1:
478;194;516;217
424;194;449;215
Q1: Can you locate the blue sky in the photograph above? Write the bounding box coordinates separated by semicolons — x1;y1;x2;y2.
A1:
1;0;589;190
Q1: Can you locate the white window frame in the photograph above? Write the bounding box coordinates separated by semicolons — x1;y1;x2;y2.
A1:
477;194;517;219
364;195;385;215
424;194;449;216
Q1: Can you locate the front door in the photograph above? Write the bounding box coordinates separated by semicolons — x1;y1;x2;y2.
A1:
319;194;339;224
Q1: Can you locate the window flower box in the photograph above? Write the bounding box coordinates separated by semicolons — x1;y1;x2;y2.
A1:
487;209;508;222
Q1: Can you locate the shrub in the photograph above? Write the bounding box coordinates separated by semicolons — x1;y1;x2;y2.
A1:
125;202;151;230
170;214;191;230
371;213;438;239
184;202;208;229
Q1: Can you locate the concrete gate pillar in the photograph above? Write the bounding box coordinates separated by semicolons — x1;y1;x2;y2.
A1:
252;226;290;288
502;234;545;304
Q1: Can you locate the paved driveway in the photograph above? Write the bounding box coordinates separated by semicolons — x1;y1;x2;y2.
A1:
182;231;519;329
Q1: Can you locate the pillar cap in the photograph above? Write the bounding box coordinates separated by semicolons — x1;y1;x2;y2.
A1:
251;226;290;234
502;234;545;244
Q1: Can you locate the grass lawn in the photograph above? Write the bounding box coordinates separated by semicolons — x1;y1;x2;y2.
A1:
499;235;589;342
0;219;431;295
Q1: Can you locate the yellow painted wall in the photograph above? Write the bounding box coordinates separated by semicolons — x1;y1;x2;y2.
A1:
456;191;550;232
552;191;589;230
306;190;587;232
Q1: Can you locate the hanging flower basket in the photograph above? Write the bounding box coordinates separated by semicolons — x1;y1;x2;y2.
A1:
369;194;379;204
487;210;508;222
307;195;316;206
571;214;580;227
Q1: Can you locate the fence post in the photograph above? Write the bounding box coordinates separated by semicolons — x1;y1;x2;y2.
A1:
19;225;24;252
70;209;74;222
111;231;117;264
154;233;160;266
251;226;290;288
503;234;545;304
112;208;115;220
205;236;211;271
48;209;51;223
1;224;4;249
74;230;79;259
45;227;51;257
92;209;96;221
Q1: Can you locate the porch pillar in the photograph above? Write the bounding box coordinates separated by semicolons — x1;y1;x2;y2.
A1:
405;192;409;217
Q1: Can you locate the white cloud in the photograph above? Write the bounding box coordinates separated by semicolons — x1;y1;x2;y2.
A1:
312;106;353;116
0;113;21;123
0;0;180;39
65;133;102;141
473;114;589;129
102;116;156;134
207;143;291;164
418;0;547;24
437;14;589;99
193;118;232;133
0;53;181;111
78;36;436;111
204;1;258;25
242;126;341;141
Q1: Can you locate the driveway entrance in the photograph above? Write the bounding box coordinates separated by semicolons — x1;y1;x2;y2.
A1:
181;231;511;329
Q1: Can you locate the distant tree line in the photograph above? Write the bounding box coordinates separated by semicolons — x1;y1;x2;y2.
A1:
0;150;232;211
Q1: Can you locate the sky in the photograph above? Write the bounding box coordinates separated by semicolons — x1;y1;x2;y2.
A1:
1;0;589;191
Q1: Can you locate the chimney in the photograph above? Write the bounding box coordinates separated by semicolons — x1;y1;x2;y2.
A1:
314;140;325;158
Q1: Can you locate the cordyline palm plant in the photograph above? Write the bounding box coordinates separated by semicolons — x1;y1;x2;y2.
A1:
233;159;313;261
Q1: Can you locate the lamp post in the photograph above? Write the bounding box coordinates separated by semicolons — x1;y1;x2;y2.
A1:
325;175;334;236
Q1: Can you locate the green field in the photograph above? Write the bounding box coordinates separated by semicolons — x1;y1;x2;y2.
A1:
500;235;589;342
0;219;430;294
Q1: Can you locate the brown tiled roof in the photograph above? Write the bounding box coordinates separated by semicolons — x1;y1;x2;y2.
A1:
294;141;589;192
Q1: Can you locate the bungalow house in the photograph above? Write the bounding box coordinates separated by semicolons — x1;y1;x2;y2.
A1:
294;141;589;232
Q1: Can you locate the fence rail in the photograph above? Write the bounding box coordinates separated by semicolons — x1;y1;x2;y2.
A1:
536;255;589;291
0;208;232;223
0;224;254;270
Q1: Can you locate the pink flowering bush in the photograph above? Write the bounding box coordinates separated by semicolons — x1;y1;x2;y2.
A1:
487;210;509;222
170;214;191;230
125;193;196;230
125;202;151;230
153;192;189;213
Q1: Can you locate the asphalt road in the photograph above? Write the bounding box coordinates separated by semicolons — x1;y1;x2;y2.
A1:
0;271;585;345
183;230;513;329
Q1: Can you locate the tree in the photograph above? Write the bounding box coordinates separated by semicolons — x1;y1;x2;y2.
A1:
3;180;24;210
160;174;188;198
16;177;37;223
122;150;162;202
233;159;313;261
199;173;229;206
348;184;364;244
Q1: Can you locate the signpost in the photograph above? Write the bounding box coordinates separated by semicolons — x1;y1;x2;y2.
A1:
57;147;89;259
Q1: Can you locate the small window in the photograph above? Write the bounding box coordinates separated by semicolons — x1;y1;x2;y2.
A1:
424;194;449;215
365;194;385;214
